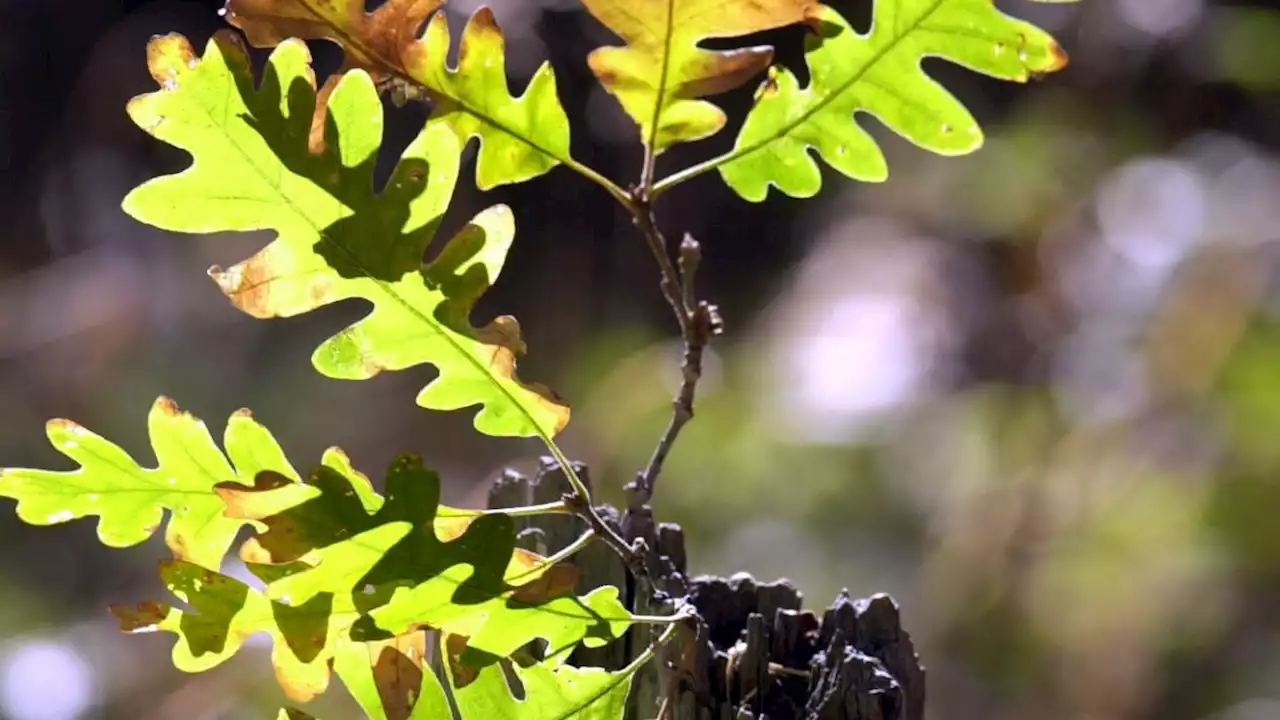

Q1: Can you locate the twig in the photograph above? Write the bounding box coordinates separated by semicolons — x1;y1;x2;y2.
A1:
632;202;690;335
547;442;648;580
626;193;722;506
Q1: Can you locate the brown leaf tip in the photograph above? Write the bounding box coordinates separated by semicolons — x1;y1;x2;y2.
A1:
1045;40;1070;73
45;418;80;434
153;396;182;416
110;601;170;632
145;33;197;88
469;6;501;34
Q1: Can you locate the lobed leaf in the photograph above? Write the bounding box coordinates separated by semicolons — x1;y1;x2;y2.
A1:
717;0;1069;200
122;32;569;438
111;558;378;701
333;635;633;720
582;0;816;152
223;0;572;189
448;657;633;720
216;454;635;660
332;634;439;720
0;397;297;570
111;449;629;703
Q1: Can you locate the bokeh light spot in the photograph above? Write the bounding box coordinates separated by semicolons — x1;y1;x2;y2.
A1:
0;640;95;720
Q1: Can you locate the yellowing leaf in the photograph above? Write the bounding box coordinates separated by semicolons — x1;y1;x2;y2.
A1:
223;0;572;189
582;0;815;152
122;32;569;438
213;454;636;660
0;397;297;570
332;634;441;720
446;646;633;720
334;634;454;720
714;1;1069;200
335;634;634;720
215;454;551;598
111;557;401;702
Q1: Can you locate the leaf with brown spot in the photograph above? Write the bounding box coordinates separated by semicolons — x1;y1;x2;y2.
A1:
581;0;816;152
443;634;636;720
213;453;634;663
224;0;572;189
335;632;637;720
334;633;453;720
111;558;376;702
121;32;570;439
0;397;298;570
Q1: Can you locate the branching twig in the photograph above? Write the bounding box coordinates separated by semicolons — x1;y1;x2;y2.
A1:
626;192;723;507
547;443;648;579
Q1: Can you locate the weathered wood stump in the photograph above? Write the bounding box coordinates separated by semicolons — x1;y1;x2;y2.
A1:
488;459;926;720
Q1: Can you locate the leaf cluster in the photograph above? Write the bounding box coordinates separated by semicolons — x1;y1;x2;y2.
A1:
0;0;1073;717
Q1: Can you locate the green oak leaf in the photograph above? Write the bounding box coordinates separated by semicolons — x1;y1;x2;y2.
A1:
216;454;635;660
122;32;570;439
110;556;406;702
452;661;633;720
223;0;572;189
332;634;440;720
334;634;633;720
717;1;1069;200
0;397;297;570
364;575;632;662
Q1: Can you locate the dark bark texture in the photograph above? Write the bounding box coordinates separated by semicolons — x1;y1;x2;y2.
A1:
488;459;927;720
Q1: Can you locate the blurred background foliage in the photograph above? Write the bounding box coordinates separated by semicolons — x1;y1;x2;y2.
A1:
1;0;1279;718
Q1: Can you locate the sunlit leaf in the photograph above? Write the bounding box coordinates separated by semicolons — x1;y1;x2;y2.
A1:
582;0;815;151
718;1;1069;200
448;649;633;720
333;633;447;720
223;0;572;189
0;397;297;570
335;634;634;720
111;558;391;701
122;32;570;438
215;454;635;660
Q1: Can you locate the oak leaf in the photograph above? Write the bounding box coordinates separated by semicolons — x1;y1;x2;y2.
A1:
122;32;569;438
581;0;816;151
717;1;1069;200
0;397;297;570
223;0;571;189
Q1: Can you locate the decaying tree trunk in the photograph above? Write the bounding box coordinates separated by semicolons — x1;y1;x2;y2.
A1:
488;460;927;720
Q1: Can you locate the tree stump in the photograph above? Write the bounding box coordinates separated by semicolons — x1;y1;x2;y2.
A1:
488;459;926;720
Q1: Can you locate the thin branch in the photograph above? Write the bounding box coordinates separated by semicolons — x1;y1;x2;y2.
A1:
504;528;596;586
544;440;648;579
632;204;690;334
626;195;722;506
621;607;695;675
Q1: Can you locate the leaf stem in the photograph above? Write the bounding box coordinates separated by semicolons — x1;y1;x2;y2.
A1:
543;438;647;578
565;156;635;210
620;607;691;675
441;500;571;519
649;151;731;198
506;528;596;586
628;612;687;625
